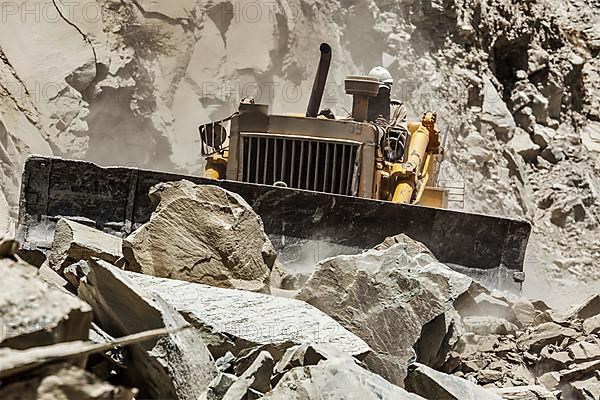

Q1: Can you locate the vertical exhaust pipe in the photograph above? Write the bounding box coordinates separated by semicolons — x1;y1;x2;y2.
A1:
306;43;332;118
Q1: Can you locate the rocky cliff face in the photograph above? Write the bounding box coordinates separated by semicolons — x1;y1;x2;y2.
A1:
1;0;599;308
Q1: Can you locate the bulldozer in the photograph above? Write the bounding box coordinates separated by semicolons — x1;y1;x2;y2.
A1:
199;43;449;208
16;44;531;291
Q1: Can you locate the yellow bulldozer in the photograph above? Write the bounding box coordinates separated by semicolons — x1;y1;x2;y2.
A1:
17;44;531;291
199;43;449;208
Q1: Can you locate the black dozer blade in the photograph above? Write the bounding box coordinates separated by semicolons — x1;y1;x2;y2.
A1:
17;156;531;291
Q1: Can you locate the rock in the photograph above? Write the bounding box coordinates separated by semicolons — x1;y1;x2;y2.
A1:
136;0;196;20
48;219;122;286
63;260;91;288
124;270;371;360
233;343;291;376
532;125;555;149
508;129;541;163
463;316;518;336
583;315;600;335
537;371;561;391
567;341;600;363
271;262;312;291
549;196;587;227
405;362;503;400
518;322;578;353
477;368;504;384
275;343;335;371
565;376;600;400
540;145;566;164
531;300;552;313
264;358;426;400
560;360;600;384
79;259;217;400
0;326;180;381
581;121;600;153
491;385;557;400
481;78;516;138
223;351;274;399
528;46;550;75
415;309;464;370
537;346;573;373
565;295;600;320
464;132;494;163
36;263;70;290
473;293;518;322
216;352;236;373
0;237;19;258
272;343;356;385
204;373;238;400
297;234;472;385
0;364;136;400
0;259;92;350
512;298;539;328
0;193;11;236
122;181;276;293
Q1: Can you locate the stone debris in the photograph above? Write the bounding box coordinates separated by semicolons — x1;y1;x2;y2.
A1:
454;292;600;399
122;181;276;293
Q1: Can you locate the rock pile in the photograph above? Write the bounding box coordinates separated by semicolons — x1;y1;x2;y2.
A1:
2;181;598;399
0;0;599;311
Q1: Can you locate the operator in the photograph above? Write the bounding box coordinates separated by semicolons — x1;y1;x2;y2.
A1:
366;66;407;127
367;66;410;163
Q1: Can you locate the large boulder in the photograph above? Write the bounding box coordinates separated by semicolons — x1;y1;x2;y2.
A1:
263;357;426;400
122;181;276;293
125;270;371;360
0;259;92;350
296;234;473;385
79;259;217;400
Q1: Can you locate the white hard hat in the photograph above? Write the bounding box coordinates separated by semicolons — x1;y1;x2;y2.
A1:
368;66;393;86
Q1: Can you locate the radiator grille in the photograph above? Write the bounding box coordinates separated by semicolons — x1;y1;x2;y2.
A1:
241;135;360;196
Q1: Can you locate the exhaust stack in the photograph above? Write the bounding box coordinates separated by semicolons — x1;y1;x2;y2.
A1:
306;43;332;118
344;76;380;122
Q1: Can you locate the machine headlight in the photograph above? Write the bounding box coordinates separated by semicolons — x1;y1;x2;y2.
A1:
199;122;228;149
381;126;409;163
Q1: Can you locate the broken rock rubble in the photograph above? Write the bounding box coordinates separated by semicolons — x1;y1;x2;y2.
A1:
3;179;600;399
